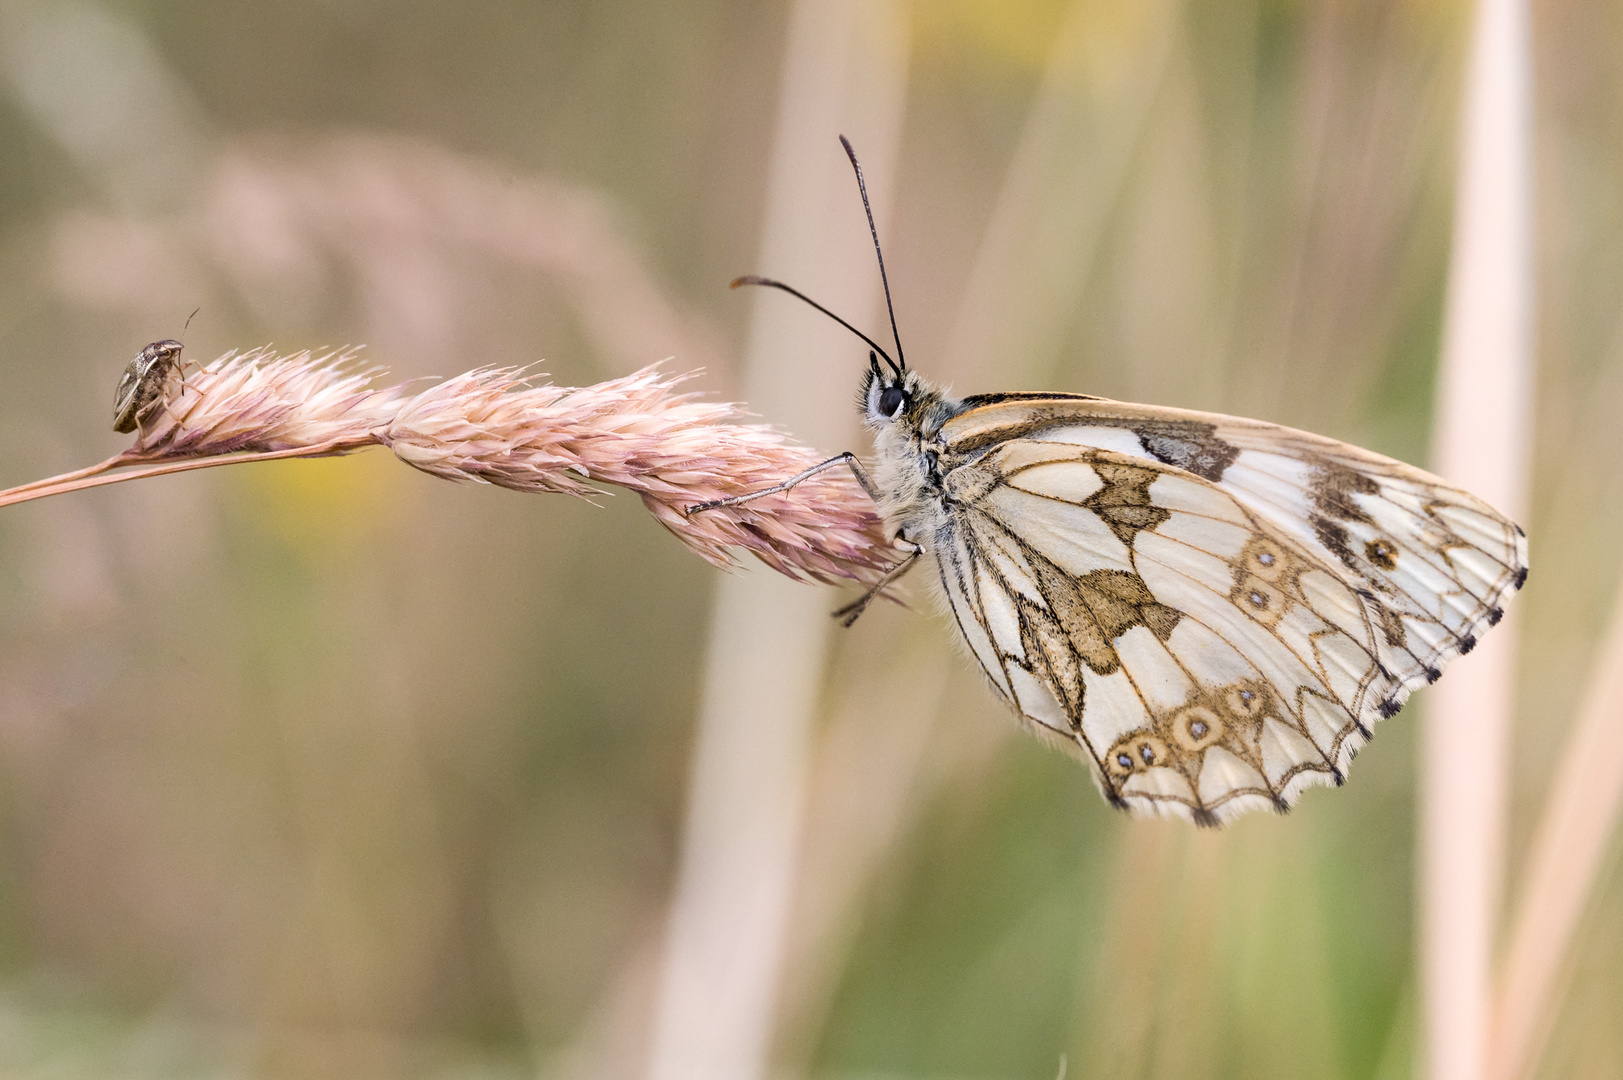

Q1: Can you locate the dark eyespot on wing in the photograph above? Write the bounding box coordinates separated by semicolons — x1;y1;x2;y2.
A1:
1364;538;1398;570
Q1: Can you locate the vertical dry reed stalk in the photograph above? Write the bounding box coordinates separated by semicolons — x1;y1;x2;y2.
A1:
1423;2;1533;1079
0;350;893;588
1491;574;1623;1080
641;4;909;1080
769;1;1183;1064
938;0;1178;387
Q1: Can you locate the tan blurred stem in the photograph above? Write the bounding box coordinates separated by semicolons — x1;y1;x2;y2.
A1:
0;454;129;495
1490;576;1623;1080
0;443;356;509
1421;1;1533;1079
641;3;908;1079
769;0;1182;1067
938;0;1178;387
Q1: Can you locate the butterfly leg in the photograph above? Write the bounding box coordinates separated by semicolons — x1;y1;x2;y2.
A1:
832;538;923;627
684;451;879;515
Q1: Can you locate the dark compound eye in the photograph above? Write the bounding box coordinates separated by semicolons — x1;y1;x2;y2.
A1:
878;384;907;417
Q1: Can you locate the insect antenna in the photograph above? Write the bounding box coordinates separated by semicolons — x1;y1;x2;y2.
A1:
730;275;903;378
839;134;905;373
177;306;203;380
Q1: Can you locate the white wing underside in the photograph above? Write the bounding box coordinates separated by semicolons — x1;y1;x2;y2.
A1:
929;420;1526;826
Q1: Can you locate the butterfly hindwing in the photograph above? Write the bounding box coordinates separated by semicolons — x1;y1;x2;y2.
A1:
930;406;1525;824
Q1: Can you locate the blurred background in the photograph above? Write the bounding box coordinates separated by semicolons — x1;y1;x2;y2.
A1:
0;0;1615;1077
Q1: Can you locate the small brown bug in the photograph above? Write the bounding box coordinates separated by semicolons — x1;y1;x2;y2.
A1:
112;339;187;433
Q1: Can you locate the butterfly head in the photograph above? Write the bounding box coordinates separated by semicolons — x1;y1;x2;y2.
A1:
859;352;964;446
861;352;921;424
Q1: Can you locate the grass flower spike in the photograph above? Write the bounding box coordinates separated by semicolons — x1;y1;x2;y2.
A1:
0;349;893;589
137;346;397;457
379;365;889;582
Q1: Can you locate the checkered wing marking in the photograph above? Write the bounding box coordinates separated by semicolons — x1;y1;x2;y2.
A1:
931;437;1505;824
1210;425;1526;713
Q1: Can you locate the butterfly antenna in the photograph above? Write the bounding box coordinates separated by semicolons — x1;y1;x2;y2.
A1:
839;135;906;373
730;275;902;377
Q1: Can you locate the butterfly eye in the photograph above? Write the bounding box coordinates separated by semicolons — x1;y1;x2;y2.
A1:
878;385;907;417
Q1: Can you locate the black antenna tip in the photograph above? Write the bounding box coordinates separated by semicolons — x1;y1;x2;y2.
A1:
835;135;908;373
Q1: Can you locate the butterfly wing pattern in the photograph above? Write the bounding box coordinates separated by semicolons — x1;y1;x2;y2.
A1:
928;396;1527;825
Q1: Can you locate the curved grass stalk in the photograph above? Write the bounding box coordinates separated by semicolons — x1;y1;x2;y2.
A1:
0;442;359;510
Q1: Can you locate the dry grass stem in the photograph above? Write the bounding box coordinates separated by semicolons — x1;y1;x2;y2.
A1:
1423;1;1533;1078
1491;573;1623;1080
0;350;892;586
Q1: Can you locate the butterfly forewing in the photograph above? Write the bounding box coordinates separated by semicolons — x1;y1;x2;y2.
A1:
929;397;1526;825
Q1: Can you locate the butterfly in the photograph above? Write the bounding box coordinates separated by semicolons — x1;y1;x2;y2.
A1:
690;137;1528;826
112;339;187;433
